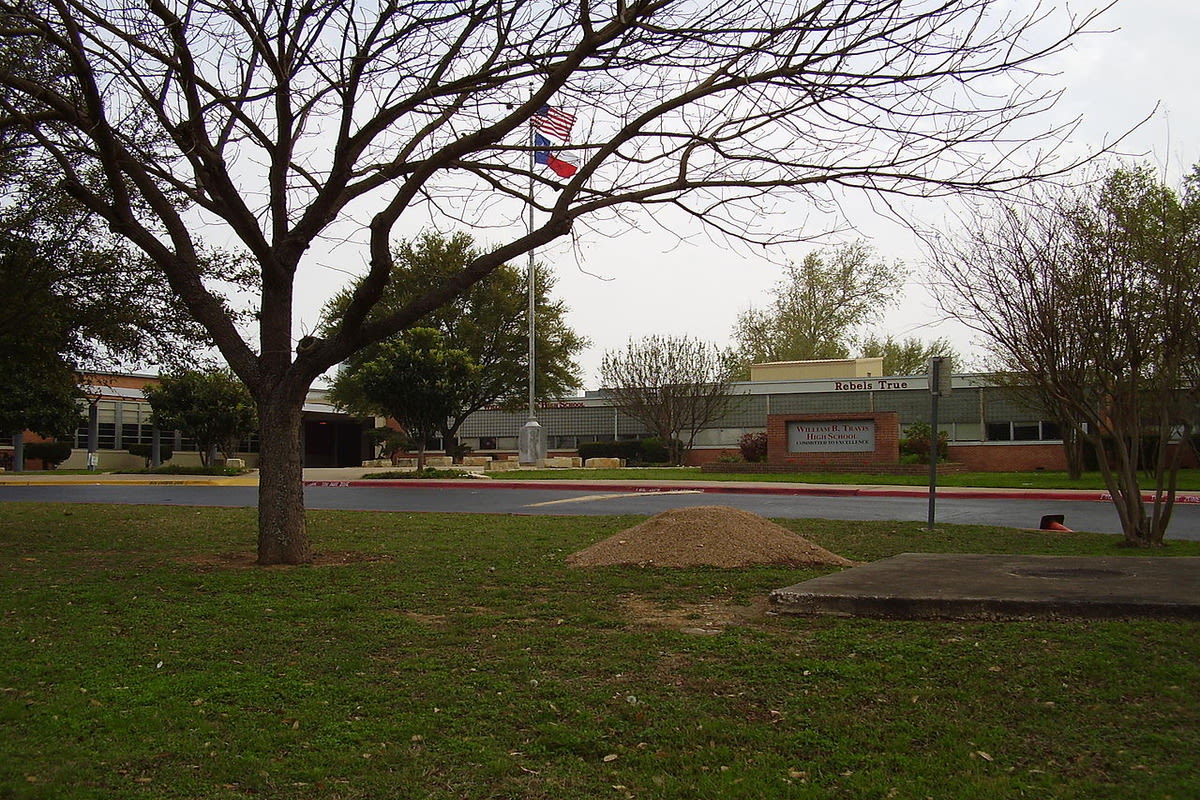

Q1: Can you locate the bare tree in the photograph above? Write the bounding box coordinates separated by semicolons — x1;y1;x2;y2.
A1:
0;0;1112;563
600;335;738;465
929;166;1200;546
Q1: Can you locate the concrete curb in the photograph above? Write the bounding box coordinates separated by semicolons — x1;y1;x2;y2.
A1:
0;477;256;487
3;474;1198;505
300;478;1200;505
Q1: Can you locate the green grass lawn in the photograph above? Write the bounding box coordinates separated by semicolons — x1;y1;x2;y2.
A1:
1;504;1197;799
503;467;1200;491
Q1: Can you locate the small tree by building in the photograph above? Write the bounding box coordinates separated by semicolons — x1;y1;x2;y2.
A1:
144;369;258;467
600;335;738;465
328;329;480;470
738;432;769;463
901;421;949;464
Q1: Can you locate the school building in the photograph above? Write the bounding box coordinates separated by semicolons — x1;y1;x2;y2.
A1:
3;372;374;471
456;358;1073;471
10;359;1178;473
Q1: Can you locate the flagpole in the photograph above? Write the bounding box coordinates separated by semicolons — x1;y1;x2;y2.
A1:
527;120;536;425
519;103;545;465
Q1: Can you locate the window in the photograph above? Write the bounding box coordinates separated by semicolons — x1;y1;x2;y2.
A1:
950;422;982;442
96;422;116;450
122;423;153;447
1012;422;1041;441
986;423;1012;442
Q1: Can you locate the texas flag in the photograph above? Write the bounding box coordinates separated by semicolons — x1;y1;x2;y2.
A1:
534;133;577;178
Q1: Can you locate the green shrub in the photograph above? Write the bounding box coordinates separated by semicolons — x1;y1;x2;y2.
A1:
577;438;684;465
362;468;472;479
23;441;73;468
639;437;673;464
901;422;949;464
142;464;245;475
127;443;175;466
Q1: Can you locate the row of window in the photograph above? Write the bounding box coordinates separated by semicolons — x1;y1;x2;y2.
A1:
466;423;1065;451
73;423;260;454
985;421;1061;442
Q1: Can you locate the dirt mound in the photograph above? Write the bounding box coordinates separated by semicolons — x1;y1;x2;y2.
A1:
567;505;853;569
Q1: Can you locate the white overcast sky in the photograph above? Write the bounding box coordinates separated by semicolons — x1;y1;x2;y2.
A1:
298;1;1199;391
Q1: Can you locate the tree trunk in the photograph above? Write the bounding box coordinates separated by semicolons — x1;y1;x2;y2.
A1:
1097;443;1162;549
256;395;313;565
1061;423;1085;480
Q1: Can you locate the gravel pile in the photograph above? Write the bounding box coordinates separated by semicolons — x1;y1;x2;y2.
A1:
567;505;853;568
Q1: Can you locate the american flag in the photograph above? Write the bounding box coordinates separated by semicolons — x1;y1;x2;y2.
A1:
532;104;575;140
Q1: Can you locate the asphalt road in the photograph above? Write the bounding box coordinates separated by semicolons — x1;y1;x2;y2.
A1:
2;483;1198;539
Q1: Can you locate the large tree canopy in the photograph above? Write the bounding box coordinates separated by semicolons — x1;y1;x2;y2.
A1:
0;0;1112;563
0;142;210;440
322;231;587;447
0;236;83;438
858;335;959;378
732;242;905;373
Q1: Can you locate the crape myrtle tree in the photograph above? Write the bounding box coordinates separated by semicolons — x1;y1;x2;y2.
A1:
0;0;1112;564
600;334;738;465
929;165;1200;546
322;231;587;454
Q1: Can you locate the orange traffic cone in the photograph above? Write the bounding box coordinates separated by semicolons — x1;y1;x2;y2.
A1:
1039;514;1072;532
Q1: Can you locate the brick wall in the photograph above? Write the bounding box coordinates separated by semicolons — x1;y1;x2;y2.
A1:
685;448;741;466
948;443;1066;472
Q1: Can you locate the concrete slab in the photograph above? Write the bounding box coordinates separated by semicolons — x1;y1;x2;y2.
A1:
770;554;1200;621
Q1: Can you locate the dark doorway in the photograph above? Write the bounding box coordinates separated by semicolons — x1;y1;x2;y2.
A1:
303;418;369;467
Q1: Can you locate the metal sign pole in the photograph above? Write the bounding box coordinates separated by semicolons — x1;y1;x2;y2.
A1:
926;356;949;530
